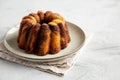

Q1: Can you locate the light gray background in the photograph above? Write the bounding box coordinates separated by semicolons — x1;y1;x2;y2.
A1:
0;0;120;80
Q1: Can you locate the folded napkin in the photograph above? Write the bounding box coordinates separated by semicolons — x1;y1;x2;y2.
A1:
0;32;92;76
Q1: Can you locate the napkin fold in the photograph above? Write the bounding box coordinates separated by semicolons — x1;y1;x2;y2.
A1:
0;32;92;77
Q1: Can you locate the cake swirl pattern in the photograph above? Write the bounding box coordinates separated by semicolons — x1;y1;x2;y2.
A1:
17;10;71;56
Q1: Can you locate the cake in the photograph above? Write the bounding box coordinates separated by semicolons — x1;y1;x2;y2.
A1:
17;10;71;56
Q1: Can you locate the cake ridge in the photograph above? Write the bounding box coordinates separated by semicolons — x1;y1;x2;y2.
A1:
17;10;71;56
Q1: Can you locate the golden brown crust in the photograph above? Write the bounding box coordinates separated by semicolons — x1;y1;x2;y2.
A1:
58;23;68;49
52;19;71;43
49;22;61;54
37;10;44;23
52;19;64;24
37;23;51;56
17;18;35;43
26;23;40;53
18;24;32;49
29;13;40;23
52;19;69;48
51;13;65;22
44;11;53;22
22;16;37;25
18;10;71;56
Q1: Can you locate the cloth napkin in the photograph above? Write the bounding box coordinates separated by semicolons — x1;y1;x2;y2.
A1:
0;32;92;77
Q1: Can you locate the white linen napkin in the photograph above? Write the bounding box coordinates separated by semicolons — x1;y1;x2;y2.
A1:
0;32;92;77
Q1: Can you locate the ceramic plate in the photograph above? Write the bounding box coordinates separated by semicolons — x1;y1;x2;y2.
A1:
3;22;86;62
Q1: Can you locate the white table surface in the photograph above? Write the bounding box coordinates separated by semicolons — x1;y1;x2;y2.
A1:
0;0;120;80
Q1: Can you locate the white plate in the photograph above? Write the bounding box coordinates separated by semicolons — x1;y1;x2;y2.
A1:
3;22;86;62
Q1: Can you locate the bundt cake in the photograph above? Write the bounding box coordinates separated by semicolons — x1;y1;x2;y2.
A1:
17;10;71;56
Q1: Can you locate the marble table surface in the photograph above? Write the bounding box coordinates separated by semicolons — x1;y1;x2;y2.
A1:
0;0;120;80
